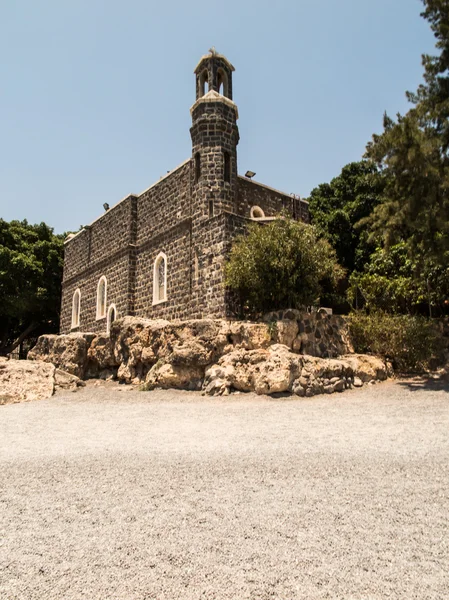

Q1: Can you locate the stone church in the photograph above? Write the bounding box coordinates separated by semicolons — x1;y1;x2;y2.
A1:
60;51;310;334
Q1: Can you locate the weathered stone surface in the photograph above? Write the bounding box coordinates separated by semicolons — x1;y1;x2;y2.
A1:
54;369;85;391
0;358;55;404
274;320;299;348
341;354;389;383
28;317;390;396
204;344;302;396
86;335;117;379
145;363;204;391
28;333;95;378
228;321;271;350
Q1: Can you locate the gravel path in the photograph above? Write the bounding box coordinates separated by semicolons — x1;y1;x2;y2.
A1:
1;380;448;599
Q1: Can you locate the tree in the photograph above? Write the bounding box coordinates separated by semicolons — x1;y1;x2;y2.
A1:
0;219;64;356
348;241;449;315
307;161;383;273
363;0;449;269
225;217;344;318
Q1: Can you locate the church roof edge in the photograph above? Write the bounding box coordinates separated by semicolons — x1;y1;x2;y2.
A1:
194;52;235;74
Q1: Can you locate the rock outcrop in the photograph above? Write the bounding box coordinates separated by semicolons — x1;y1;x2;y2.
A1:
202;347;388;397
28;332;96;378
28;315;389;398
0;358;55;404
0;358;85;404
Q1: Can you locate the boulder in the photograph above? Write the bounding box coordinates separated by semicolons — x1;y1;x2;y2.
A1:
54;369;85;391
0;358;55;404
341;354;389;383
112;317;171;383
144;362;204;391
86;335;117;378
28;333;95;378
204;344;302;396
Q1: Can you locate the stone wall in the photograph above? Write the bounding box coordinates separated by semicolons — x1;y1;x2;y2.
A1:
237;177;309;222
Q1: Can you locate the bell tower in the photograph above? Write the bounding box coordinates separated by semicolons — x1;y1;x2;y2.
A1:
190;49;239;217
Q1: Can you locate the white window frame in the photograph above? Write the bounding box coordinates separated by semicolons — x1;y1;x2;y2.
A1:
153;252;167;305
71;288;81;329
106;303;117;334
96;276;107;320
250;205;265;219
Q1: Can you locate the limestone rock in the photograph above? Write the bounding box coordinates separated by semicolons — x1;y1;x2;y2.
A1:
28;333;95;378
227;321;272;350
342;354;388;383
145;362;204;391
27;317;389;397
54;369;85;391
0;358;55;404
204;344;302;396
274;320;299;349
86;335;117;378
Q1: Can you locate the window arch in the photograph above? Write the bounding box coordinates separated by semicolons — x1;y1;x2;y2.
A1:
153;252;167;305
71;289;81;329
217;68;229;97
106;303;117;335
250;206;265;219
96;276;107;319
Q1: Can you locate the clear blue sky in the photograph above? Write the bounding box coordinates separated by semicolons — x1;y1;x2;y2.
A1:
0;0;435;234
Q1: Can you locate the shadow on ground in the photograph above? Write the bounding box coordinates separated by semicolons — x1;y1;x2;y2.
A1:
397;377;449;393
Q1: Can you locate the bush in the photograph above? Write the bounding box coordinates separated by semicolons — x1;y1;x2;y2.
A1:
347;311;444;372
225;217;345;318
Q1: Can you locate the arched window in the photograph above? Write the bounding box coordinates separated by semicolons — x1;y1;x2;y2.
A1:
223;151;231;183
96;276;107;319
71;289;81;329
199;70;209;97
153;252;167;305
217;68;229;97
250;206;265;219
106;304;117;335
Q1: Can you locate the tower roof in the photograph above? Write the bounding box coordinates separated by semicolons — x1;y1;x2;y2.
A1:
194;49;235;74
190;90;239;118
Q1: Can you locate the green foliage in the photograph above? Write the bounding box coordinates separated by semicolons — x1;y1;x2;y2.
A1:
225;217;345;318
307;161;383;273
0;219;64;355
348;242;449;315
364;1;449;272
347;311;444;372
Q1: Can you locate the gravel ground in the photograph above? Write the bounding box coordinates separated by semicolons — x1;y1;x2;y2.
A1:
1;380;448;600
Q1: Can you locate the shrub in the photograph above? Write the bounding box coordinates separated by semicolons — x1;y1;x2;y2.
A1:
347;311;444;372
225;217;345;318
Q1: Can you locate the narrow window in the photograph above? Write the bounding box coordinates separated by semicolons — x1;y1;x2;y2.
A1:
199;69;209;96
195;152;201;183
209;199;214;218
224;151;231;183
106;304;117;334
153;252;167;305
194;251;199;281
71;289;81;329
96;276;107;319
